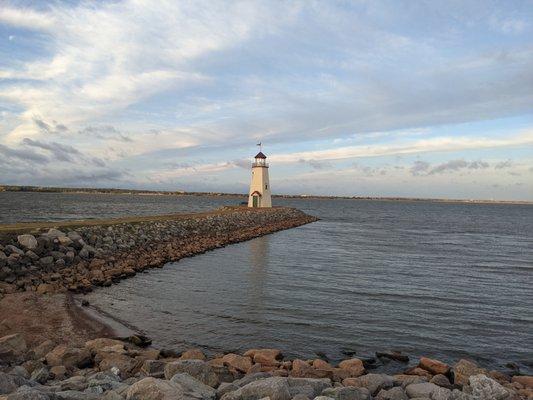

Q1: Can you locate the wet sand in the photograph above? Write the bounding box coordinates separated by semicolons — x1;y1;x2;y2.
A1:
0;291;115;348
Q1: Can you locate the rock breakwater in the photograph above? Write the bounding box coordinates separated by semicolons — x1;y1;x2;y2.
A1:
0;207;317;296
0;332;531;399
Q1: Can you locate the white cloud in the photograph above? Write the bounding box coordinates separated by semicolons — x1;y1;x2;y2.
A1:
0;0;290;143
0;7;55;30
270;130;533;163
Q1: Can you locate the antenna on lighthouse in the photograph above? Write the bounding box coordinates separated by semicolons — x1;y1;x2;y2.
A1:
257;142;262;152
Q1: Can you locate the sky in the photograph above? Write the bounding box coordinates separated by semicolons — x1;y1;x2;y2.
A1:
0;0;532;200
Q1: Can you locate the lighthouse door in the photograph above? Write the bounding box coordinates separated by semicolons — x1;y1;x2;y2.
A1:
252;196;259;207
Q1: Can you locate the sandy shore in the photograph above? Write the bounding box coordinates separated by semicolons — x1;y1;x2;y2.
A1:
0;292;114;349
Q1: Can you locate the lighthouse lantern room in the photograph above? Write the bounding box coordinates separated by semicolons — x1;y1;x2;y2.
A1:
248;147;272;208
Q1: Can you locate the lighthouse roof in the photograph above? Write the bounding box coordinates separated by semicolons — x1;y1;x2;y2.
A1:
254;152;267;159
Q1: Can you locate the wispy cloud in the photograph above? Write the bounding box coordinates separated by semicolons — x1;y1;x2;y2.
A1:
0;6;55;31
426;159;489;175
494;159;514;169
270;131;533;163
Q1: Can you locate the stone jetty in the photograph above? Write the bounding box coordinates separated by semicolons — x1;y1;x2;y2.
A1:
0;332;531;399
0;207;317;296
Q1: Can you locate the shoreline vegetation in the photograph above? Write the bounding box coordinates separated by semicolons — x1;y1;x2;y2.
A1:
1;184;531;205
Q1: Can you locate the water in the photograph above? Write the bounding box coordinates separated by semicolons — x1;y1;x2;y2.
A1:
0;192;242;223
1;192;532;373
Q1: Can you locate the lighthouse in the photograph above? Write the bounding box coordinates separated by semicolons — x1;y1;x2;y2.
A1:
248;148;272;208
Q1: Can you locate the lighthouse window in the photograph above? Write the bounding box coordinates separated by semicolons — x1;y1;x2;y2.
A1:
265;184;268;189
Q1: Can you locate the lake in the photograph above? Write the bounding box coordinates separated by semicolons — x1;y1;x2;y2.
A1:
2;192;532;373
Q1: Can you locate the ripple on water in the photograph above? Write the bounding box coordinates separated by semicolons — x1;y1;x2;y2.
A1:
37;196;531;375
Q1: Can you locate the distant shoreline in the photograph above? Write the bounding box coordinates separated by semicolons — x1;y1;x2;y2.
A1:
0;184;531;205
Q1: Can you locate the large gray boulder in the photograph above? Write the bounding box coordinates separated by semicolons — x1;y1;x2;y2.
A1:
430;374;452;389
78;246;95;260
30;367;49;384
220;376;291;400
125;377;204;400
17;235;38;251
59;376;88;392
449;389;473;400
0;372;31;395
100;390;123;400
9;367;30;380
86;371;122;393
67;231;84;243
405;382;440;398
287;377;331;398
53;391;101;400
375;387;408;400
217;373;273;398
4;245;24;256
141;359;166;378
0;250;7;264
46;229;66;238
321;386;371;400
0;334;27;363
466;374;511;400
6;386;49;400
393;375;428;389
346;374;393;396
170;372;216;399
430;386;452;400
164;360;219;388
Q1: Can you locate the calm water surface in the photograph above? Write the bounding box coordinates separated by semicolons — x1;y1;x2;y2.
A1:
0;192;240;223
1;193;532;373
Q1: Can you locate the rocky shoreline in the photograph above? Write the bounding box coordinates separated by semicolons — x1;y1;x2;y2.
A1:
0;207;317;295
0;330;532;400
1;208;532;399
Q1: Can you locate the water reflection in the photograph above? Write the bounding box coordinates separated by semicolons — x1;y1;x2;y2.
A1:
246;236;270;312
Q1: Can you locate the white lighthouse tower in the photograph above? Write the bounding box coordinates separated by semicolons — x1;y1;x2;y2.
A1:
248;146;272;208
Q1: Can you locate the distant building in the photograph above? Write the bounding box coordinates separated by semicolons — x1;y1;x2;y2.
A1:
248;150;272;208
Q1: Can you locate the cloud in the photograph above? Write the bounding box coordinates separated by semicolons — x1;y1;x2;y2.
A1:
428;159;489;175
0;165;127;187
0;1;287;144
409;159;494;176
231;159;251;169
490;16;528;35
271;131;533;163
32;118;69;135
0;7;55;30
21;138;105;167
78;125;133;142
350;163;388;177
22;138;79;162
299;159;334;170
495;160;514;169
0;143;49;164
410;161;430;176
